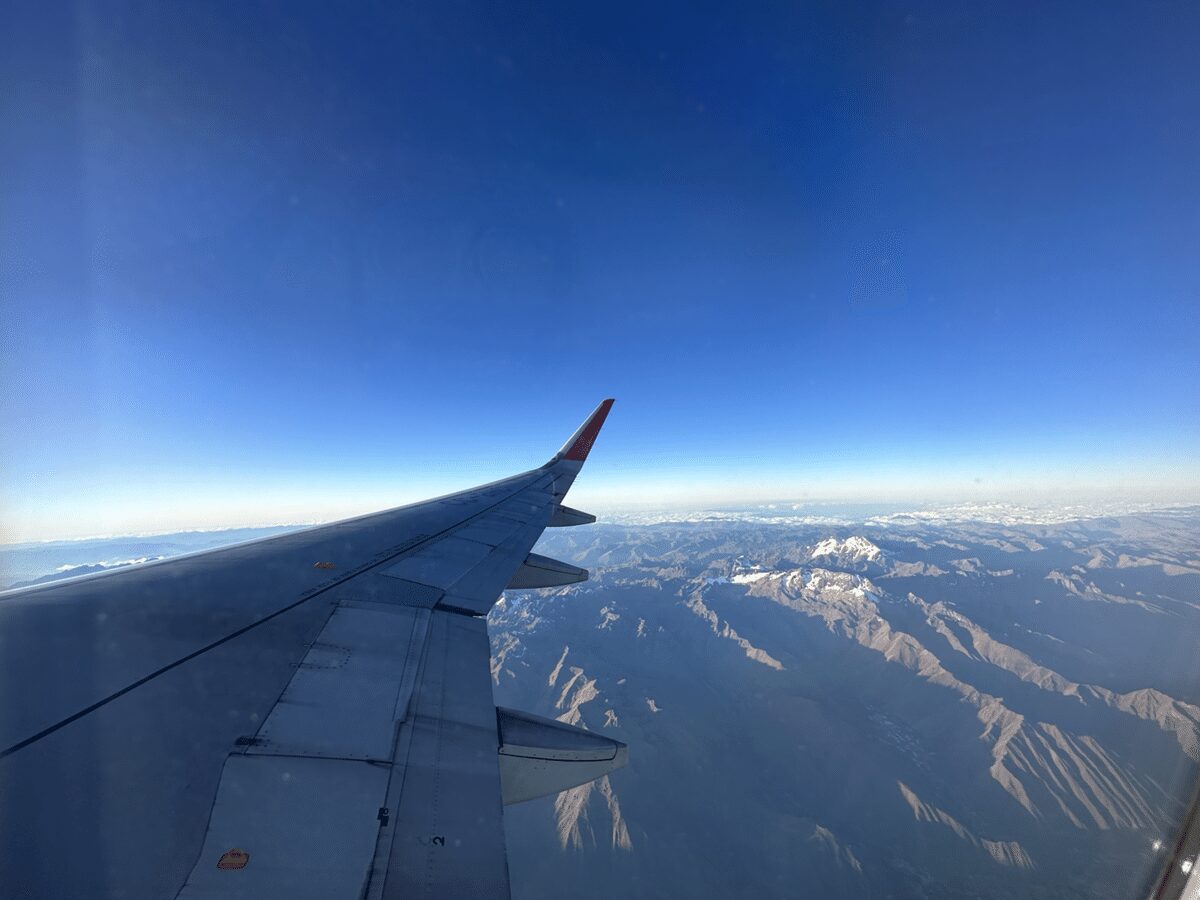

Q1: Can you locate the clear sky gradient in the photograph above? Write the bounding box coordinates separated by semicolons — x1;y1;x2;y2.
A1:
3;2;1198;541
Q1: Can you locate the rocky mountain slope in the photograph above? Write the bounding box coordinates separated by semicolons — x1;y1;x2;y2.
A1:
490;509;1200;898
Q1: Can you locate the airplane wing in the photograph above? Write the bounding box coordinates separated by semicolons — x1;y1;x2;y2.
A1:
0;399;624;899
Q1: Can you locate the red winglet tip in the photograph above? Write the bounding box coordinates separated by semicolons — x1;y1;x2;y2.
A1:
562;399;615;462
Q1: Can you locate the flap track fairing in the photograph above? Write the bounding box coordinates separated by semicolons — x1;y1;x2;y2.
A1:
496;707;628;805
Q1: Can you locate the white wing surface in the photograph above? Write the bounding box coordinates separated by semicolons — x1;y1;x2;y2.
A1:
0;399;623;899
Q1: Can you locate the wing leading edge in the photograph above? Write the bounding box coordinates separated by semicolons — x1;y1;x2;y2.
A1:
0;400;623;899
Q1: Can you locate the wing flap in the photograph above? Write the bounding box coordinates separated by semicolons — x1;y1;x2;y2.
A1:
177;755;388;899
372;612;510;900
245;604;421;761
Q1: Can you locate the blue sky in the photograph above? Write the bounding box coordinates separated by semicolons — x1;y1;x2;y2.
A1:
3;2;1198;541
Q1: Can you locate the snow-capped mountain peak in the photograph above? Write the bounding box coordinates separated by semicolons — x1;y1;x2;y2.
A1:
809;535;884;563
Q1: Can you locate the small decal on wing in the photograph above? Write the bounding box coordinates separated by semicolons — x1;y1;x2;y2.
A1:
217;848;250;870
313;561;337;570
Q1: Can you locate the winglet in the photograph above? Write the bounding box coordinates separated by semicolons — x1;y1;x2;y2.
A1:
555;399;615;463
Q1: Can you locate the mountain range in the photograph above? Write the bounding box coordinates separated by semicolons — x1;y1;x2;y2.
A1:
490;509;1200;898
